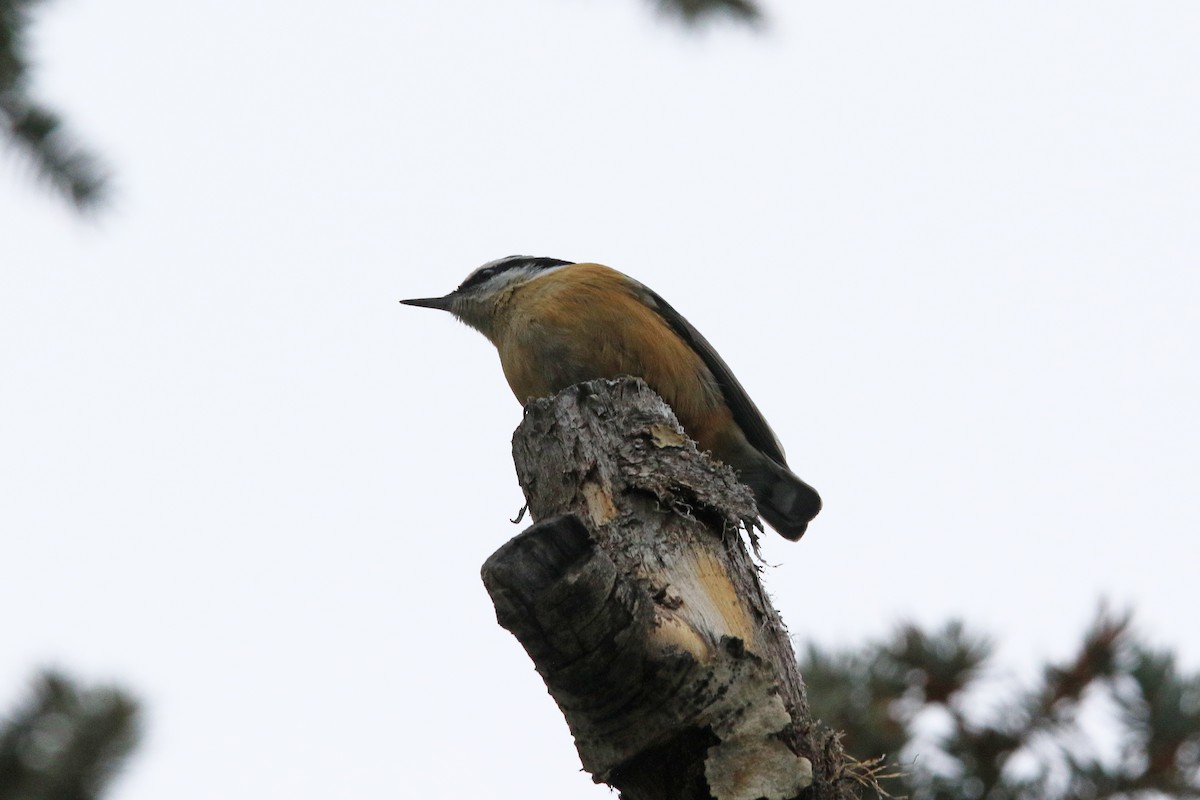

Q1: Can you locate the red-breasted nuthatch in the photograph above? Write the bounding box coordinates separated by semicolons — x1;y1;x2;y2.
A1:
402;256;821;540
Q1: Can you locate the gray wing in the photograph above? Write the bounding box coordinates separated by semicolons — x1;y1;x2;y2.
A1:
633;281;789;467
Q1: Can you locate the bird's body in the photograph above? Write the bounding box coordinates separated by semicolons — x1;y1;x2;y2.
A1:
403;256;821;540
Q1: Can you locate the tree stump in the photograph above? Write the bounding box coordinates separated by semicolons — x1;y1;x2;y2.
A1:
481;378;846;800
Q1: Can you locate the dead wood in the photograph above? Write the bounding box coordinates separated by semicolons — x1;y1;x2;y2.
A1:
481;378;851;800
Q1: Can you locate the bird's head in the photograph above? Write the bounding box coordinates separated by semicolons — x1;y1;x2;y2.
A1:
401;255;574;338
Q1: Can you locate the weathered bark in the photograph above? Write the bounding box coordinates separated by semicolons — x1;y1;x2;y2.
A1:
481;378;849;800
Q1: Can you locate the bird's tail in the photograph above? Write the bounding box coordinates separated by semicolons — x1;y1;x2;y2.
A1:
740;454;822;541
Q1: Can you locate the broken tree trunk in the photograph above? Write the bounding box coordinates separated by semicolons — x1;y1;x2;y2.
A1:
481;378;849;800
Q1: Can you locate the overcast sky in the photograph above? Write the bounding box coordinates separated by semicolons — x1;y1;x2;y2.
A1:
2;1;1198;798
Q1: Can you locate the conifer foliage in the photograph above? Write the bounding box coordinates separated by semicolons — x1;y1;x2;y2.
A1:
0;671;139;800
0;0;108;209
801;607;1200;799
649;0;761;24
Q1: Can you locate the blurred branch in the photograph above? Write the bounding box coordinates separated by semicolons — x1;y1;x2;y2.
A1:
1;0;109;211
1116;644;1200;794
0;670;140;800
887;620;992;707
648;0;762;26
801;604;1200;800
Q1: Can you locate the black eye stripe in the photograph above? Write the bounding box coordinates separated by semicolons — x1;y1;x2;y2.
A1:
456;256;574;293
457;268;498;291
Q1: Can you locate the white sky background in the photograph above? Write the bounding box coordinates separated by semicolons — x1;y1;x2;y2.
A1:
1;0;1198;797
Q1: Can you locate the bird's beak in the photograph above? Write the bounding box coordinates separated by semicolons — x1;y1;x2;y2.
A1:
400;295;455;311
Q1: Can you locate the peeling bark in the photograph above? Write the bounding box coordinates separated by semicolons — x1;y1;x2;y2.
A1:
481;378;849;800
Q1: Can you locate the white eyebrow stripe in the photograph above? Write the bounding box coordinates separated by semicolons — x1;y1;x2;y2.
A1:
458;257;575;295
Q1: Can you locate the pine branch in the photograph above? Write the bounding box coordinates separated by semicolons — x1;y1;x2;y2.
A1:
800;644;909;770
0;670;140;800
1117;645;1200;794
885;621;991;706
798;604;1200;800
1034;607;1130;719
1;0;109;210
935;608;1131;798
648;0;762;26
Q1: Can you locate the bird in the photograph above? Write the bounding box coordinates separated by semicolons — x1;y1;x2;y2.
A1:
401;256;821;540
